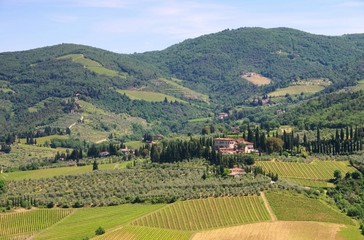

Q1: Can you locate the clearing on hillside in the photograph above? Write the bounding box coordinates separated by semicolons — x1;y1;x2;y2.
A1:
0;209;73;239
269;85;324;97
131;196;271;231
65;100;148;142
240;72;271;85
58;54;126;78
265;191;354;225
117;89;184;103
354;79;364;91
151;78;209;103
192;221;346;240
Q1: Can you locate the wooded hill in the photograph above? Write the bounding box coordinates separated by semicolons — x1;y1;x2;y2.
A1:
0;27;364;136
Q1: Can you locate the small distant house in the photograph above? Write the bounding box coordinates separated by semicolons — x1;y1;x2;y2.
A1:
228;167;245;177
153;134;164;140
120;147;131;155
230;126;240;134
241;72;258;78
99;151;110;157
218;113;229;120
214;138;236;150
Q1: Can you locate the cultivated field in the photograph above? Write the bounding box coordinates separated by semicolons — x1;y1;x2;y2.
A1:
1;193;360;240
269;85;324;97
58;54;126;78
151;78;209;102
256;160;354;181
131;196;271;231
0;209;73;239
33;204;164;240
241;74;271;85
192;221;345;240
117;89;184;103
0;162;129;181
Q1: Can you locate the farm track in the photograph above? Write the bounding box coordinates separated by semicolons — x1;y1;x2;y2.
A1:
260;192;277;221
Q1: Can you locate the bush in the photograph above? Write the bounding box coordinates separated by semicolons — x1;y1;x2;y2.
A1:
95;226;105;235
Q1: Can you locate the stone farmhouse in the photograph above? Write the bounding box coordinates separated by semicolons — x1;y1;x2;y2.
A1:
213;138;255;154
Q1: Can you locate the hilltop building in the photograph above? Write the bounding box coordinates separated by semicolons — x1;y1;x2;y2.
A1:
213;138;255;154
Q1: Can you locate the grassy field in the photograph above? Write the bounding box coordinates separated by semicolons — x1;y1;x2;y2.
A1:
32;204;164;240
192;221;346;240
151;78;209;103
95;226;193;240
354;79;364;91
117;89;184;103
132;196;271;231
269;85;324;97
256;160;354;182
0;162;130;181
125;141;146;149
0;88;14;93
265;191;354;225
241;74;271;85
19;135;69;145
188;117;212;123
58;54;126;78
0;209;73;239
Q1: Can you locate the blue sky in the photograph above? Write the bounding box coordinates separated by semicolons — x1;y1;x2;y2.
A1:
1;0;364;53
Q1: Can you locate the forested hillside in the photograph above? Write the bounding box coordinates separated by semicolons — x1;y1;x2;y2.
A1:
0;27;364;137
140;27;364;105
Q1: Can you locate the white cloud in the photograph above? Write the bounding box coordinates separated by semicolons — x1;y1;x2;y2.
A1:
95;1;234;40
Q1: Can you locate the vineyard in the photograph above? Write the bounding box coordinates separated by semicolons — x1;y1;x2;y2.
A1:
265;191;354;225
33;204;163;240
0;209;73;239
256;160;354;181
0;193;360;240
131;196;271;231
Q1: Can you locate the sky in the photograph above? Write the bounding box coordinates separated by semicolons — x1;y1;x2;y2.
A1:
1;0;364;54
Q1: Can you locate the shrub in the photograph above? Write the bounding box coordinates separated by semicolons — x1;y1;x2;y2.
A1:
95;226;105;235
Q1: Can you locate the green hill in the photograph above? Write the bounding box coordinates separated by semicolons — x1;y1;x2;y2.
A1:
0;27;364;137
